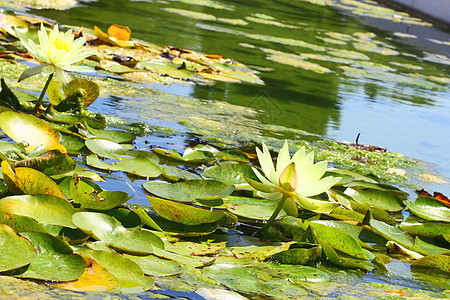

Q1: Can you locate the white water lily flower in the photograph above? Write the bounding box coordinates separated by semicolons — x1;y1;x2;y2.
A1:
19;24;93;84
248;141;341;213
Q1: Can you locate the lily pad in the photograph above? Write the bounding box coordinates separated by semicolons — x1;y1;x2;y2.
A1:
72;212;164;254
14;167;66;199
86;154;161;178
143;180;234;203
124;254;182;276
0;224;37;272
0;111;66;153
147;196;229;225
202;163;256;188
85;138;132;159
77;249;154;293
0;195;78;228
411;254;450;273
83;122;135;144
407;197;450;222
70;175;131;210
400;219;450;238
15;231;85;281
345;188;405;212
224;196;286;220
0;212;48;233
10;150;76;176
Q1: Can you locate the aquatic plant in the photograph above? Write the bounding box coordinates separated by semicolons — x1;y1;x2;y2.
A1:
18;24;93;111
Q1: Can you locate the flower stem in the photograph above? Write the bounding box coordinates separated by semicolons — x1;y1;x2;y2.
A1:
34;73;53;113
261;194;289;232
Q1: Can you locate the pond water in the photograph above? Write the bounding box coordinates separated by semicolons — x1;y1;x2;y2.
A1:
30;0;450;195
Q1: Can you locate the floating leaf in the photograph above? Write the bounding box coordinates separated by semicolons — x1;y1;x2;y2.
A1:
408;197;450;222
411;254;450;273
72;212;164;254
224;196;286;220
85;138;131;159
50;256;118;292
86;154;161;178
107;24;131;41
0;111;66;153
400;219;450;238
70;175;131;210
271;243;322;265
124;254;182;276
77;249;154;293
0;195;78;228
84;123;135;143
14;167;66;199
202;163;256;188
11;150;76;176
147;196;229;225
0;212;48;233
143;180;234;203
0;224;37;272
15;232;85;281
345;188;405;212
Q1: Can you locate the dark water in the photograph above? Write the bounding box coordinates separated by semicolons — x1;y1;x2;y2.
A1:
30;0;450;194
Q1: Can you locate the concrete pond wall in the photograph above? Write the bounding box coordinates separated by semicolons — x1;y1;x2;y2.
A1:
377;0;450;26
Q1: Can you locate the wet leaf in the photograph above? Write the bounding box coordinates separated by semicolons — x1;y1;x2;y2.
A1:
0;224;37;272
134;207;163;232
46;79;63;105
0;195;78;228
0;111;66;153
407;197;450;222
15;232;85;281
231;242;294;261
147;196;229;225
270;243;322;265
400;219;450;238
77;249;154;293
107;24;131;41
72;212;164;254
84;123;135;143
143;180;234;203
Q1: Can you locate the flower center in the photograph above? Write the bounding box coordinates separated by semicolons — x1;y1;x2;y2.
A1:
53;34;71;53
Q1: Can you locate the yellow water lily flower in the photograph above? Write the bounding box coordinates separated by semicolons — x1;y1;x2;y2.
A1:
19;24;93;84
246;141;340;213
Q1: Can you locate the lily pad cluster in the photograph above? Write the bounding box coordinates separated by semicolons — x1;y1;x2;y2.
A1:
0;89;449;296
1;13;263;86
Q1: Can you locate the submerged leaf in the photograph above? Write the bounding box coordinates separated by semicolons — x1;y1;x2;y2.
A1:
0;224;37;272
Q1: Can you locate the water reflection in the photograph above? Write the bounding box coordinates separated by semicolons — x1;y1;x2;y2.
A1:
30;0;450;191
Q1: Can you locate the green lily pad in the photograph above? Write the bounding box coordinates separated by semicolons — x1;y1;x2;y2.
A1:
147;196;229;225
153;148;214;165
124;254;182;276
407;197;450;222
345;188;405;212
70;175;131;210
72;212;164;254
84;122;135;143
270;243;322;265
202;163;256;188
0;224;37;272
77;249;154;293
85;138;132;159
62;79;100;109
143;180;234;203
223;196;286;220
411;254;450;273
86;154;161;178
0;212;48;233
214;150;250;162
0;195;78;228
10;150;76;176
15;232;85;281
161;165;202;181
400;219;450;238
134;207;163;232
306;221;367;260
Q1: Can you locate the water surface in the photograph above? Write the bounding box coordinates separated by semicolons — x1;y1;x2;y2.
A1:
31;0;450;193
